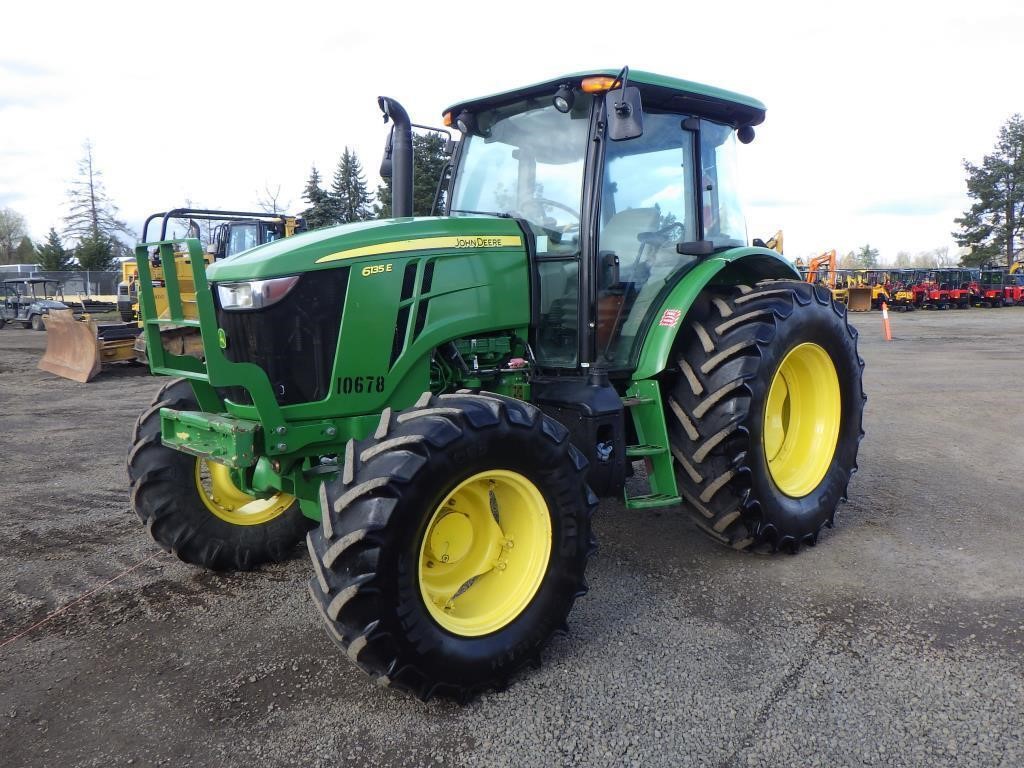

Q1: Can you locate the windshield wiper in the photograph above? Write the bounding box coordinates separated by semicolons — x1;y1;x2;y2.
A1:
449;209;513;218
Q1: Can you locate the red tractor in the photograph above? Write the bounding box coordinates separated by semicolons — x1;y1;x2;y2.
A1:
922;271;951;310
945;268;980;309
974;269;1008;307
1001;271;1024;305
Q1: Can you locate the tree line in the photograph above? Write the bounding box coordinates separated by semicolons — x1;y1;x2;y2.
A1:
1;140;134;271
4;115;1019;274
299;133;448;227
826;244;957;270
1;132;449;273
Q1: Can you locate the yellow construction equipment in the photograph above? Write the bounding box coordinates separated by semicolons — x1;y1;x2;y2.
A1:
753;230;783;255
40;208;304;382
38;310;138;382
845;272;874;312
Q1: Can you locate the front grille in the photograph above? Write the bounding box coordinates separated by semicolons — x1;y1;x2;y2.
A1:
215;269;349;406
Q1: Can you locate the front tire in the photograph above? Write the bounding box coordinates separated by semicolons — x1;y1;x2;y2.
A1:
306;392;596;701
127;378;312;570
665;280;865;552
30;314;45;331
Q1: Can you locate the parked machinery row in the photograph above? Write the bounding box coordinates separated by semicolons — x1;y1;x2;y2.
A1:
796;263;1024;311
885;267;1024;311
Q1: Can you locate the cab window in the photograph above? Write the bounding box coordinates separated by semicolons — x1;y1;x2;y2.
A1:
227;223;259;257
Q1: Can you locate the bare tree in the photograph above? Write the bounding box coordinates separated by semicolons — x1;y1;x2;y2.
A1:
0;207;29;264
256;183;290;215
63;140;135;259
912;246;952;268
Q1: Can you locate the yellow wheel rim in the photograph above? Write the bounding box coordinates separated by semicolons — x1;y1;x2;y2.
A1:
194;459;294;526
763;343;842;498
418;469;552;637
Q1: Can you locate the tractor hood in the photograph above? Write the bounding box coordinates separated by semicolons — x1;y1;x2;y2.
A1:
205;215;527;283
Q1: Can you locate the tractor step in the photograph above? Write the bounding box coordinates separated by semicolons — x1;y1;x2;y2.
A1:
626;443;666;457
625;493;681;509
623;379;680;511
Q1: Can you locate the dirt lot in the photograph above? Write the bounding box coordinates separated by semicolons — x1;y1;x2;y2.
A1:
1;309;1022;768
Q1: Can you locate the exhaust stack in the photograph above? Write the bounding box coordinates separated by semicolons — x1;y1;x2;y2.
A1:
378;97;413;218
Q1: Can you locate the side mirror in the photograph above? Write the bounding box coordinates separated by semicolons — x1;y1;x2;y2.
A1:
606;86;643;141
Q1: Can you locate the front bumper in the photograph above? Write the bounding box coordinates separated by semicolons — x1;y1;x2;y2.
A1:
160;408;260;469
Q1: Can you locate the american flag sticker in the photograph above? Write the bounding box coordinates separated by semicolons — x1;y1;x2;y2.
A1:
659;309;682;327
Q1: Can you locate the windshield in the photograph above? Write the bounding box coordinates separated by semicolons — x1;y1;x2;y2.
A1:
227;223;260;257
450;96;593;256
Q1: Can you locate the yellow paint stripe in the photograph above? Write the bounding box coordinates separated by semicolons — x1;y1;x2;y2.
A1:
315;235;522;264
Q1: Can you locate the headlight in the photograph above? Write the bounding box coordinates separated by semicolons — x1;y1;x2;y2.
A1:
216;276;300;310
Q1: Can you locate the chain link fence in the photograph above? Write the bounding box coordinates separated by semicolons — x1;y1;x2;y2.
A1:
0;266;122;298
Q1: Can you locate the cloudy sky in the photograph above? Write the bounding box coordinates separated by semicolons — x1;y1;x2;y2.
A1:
1;0;1021;263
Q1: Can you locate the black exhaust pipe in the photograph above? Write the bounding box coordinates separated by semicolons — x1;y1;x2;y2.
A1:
378;97;413;219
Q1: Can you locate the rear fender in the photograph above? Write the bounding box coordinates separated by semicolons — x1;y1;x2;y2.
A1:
632;247;798;380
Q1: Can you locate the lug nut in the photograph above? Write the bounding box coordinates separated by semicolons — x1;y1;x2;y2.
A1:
276;442;287;451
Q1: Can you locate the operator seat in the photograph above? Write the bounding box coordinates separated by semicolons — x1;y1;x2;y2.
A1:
600;207;660;282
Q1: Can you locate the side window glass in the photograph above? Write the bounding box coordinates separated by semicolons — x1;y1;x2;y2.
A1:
700;121;746;248
596;113;697;366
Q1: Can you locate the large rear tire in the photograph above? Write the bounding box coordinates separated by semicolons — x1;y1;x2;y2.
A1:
127;378;313;570
665;280;865;552
306;392;596;701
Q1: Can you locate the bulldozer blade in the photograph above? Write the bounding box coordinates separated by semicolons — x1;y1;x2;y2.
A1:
38;309;102;383
847;287;873;312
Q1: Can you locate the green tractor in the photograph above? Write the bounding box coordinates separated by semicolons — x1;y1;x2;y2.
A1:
127;68;864;700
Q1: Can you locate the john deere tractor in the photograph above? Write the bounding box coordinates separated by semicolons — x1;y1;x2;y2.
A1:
127;68;864;700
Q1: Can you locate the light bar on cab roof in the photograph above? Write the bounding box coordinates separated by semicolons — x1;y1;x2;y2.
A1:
580;76;621;93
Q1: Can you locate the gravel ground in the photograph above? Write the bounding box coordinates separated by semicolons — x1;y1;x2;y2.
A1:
1;308;1022;767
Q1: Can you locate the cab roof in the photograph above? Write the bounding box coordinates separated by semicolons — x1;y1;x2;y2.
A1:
444;69;766;128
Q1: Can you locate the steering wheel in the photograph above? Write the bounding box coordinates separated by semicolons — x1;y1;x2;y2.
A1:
531;197;581;223
638;221;686;244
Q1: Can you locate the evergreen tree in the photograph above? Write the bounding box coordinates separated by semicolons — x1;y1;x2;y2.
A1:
375;131;450;218
14;235;35;263
855;244;880;268
75;233;116;271
330;148;373;224
301;165;334;229
63;140;134;253
36;228;74;270
954;114;1024;269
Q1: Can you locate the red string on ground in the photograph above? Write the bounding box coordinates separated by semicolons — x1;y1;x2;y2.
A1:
0;552;161;651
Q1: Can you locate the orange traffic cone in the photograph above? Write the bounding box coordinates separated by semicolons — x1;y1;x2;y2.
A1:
881;302;892;341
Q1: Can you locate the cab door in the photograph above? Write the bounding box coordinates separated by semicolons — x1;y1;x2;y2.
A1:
593;112;698;368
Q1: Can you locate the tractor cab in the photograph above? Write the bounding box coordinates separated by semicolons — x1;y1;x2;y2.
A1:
443;69;772;372
211;217;301;260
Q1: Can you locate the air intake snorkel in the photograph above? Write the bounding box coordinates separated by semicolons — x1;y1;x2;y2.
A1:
378;97;413;218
